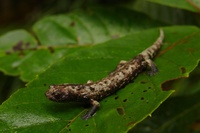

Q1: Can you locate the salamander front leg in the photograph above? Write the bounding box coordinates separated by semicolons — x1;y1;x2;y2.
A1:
117;60;127;69
109;60;127;76
82;99;100;120
87;80;93;84
145;59;158;76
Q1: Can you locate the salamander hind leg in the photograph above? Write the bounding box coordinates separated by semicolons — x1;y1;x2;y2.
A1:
145;59;158;76
81;99;100;120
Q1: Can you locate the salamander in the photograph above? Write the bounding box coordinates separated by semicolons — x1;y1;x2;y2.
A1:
45;29;164;120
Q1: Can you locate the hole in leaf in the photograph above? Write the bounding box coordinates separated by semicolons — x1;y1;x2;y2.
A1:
114;96;119;100
123;99;127;102
140;81;146;84
141;97;144;100
127;122;135;126
148;87;151;89
143;90;147;92
85;124;89;127
68;120;72;124
116;107;125;116
162;79;177;91
5;51;11;55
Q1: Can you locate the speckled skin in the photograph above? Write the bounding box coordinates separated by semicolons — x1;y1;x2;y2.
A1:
45;29;164;120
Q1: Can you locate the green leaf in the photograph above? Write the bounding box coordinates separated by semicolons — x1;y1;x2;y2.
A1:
0;8;164;82
147;0;199;12
166;63;200;97
131;92;200;133
130;62;200;133
32;7;164;45
0;30;37;76
187;0;200;12
0;31;85;81
0;26;200;132
130;0;197;25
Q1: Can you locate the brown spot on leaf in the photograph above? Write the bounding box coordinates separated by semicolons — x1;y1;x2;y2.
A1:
5;51;12;55
13;41;23;51
190;120;200;131
70;21;75;27
116;107;125;116
180;67;186;74
127;121;135;126
187;48;195;53
48;46;55;53
112;34;120;39
68;120;72;124
25;42;30;49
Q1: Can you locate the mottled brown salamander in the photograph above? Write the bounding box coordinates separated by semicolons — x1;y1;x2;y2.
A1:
45;29;164;120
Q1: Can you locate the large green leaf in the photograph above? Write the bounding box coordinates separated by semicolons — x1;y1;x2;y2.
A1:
187;0;200;12
0;8;164;82
130;62;200;133
130;0;197;25
0;26;200;132
130;92;200;133
167;63;200;97
148;0;199;12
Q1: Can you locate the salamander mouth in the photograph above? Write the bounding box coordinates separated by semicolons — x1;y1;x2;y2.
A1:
45;90;70;102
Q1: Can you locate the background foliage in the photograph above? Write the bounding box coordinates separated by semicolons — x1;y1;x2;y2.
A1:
0;0;200;132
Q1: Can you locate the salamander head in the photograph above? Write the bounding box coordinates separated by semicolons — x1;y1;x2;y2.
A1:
45;85;73;102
